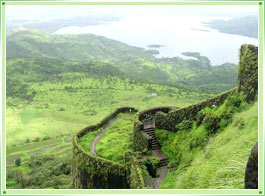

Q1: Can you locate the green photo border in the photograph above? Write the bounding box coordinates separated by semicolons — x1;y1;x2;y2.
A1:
0;1;264;195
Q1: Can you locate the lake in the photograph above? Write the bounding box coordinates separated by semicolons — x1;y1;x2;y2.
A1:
56;12;258;65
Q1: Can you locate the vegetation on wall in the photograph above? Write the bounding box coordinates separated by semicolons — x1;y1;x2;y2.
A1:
238;44;258;102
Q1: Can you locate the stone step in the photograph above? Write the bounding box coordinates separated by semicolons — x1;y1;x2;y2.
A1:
152;140;160;144
147;134;156;138
152;146;161;150
145;131;155;134
159;161;168;167
159;159;169;166
144;128;155;132
146;134;155;136
160;158;168;162
144;129;155;132
144;130;155;134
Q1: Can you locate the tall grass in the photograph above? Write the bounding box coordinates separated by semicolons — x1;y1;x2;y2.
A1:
157;101;258;189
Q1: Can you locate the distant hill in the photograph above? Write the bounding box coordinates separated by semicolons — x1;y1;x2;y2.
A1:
180;63;238;93
7;29;238;93
203;15;258;38
6;15;122;32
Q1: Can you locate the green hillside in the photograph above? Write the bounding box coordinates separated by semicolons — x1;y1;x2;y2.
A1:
7;70;210;147
5;28;250;189
181;63;238;93
7;29;238;93
156;96;258;189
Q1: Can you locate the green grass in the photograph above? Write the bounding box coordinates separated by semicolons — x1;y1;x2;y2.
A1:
6;74;210;147
6;134;74;188
6;74;210;188
95;113;135;163
19;107;43;124
78;129;102;153
157;101;258;189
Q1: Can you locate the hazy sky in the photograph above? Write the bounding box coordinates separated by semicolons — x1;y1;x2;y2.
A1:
6;5;259;22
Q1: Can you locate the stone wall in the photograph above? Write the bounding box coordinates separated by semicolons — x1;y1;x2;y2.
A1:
155;89;236;132
238;44;258;102
125;152;147;189
73;107;137;189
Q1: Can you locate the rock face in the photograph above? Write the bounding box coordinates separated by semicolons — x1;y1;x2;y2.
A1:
244;142;258;189
238;44;258;102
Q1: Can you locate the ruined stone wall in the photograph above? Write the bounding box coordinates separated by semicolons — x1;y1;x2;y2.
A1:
155;89;236;132
238;44;258;102
73;107;137;189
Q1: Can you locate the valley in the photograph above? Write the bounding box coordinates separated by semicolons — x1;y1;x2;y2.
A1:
4;26;258;190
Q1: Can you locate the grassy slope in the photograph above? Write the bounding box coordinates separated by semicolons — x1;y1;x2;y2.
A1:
95;113;135;163
6;135;73;188
157;101;257;189
7;73;209;147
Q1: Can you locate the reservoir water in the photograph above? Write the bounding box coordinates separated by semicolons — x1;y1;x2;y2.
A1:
55;8;258;65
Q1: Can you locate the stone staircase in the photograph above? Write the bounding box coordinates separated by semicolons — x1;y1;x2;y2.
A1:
159;158;168;167
143;127;161;150
142;119;169;167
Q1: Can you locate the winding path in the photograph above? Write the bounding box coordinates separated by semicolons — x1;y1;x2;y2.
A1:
89;113;168;188
90;116;131;156
90;125;109;156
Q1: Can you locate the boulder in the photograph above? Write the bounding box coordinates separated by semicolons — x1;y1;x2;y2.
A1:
244;142;258;189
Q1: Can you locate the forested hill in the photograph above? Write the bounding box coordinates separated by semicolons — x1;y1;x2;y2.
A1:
7;28;238;93
7;28;154;62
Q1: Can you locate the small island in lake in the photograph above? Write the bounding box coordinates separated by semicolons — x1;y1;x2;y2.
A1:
145;49;160;55
146;44;165;48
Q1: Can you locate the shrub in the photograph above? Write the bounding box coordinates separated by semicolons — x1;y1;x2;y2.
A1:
143;148;152;155
142;156;160;177
176;120;193;131
189;137;207;150
25;138;30;143
15;158;21;166
43;136;51;141
33;137;40;142
168;158;180;168
219;112;232;129
234;117;245;130
59;107;65;111
196;111;205;127
226;94;242;108
203;113;220;135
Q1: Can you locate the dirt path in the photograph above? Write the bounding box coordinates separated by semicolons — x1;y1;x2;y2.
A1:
154;166;168;189
90;126;109;156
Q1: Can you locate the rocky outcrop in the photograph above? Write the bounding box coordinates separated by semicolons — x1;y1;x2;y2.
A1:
245;142;258;189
